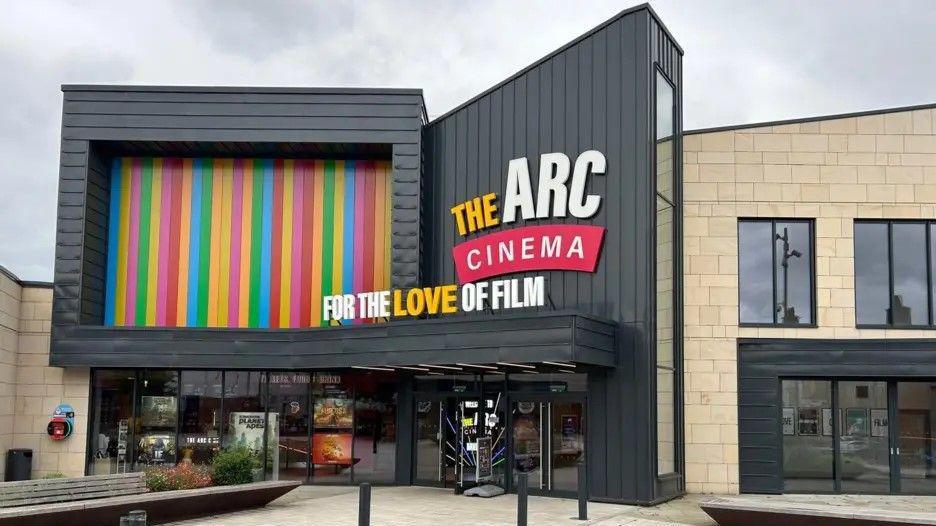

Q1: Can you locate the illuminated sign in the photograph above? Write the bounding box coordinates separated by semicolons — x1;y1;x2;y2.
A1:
321;150;607;323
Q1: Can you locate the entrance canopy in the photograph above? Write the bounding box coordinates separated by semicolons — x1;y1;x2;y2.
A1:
51;310;616;370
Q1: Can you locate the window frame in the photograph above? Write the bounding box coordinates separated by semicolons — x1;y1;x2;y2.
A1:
854;219;936;329
651;64;681;480
737;218;818;328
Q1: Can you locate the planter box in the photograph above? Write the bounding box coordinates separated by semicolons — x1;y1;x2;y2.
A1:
0;480;301;526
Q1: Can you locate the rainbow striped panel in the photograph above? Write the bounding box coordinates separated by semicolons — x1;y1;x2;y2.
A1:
103;157;392;328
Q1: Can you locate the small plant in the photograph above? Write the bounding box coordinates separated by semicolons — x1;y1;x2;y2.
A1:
211;445;259;486
144;463;212;492
41;472;67;479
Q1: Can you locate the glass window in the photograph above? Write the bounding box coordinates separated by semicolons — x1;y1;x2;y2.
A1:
655;69;678;476
311;372;354;483
135;371;178;469
223;371;267;481
353;372;397;483
855;221;935;327
656;72;675;201
267;372;310;481
738;219;814;325
854;222;890;325
739;221;774;323
897;381;936;494
838;381;890;493
891;223;927;326
89;370;135;474
179;370;222;465
781;379;833;492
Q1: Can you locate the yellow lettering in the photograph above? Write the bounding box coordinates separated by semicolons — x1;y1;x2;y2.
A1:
393;289;407;317
406;288;425;316
441;285;458;313
482;193;500;227
450;203;468;236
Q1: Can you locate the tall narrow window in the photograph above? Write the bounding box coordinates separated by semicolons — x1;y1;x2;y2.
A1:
738;219;814;325
655;69;677;475
855;221;935;327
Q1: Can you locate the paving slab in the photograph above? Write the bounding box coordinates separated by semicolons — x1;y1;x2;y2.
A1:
165;486;714;526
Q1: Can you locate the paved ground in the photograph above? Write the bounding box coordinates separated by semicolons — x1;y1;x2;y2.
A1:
166;485;715;526
166;486;936;526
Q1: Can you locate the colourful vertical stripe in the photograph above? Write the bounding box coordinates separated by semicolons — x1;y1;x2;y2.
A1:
104;157;391;328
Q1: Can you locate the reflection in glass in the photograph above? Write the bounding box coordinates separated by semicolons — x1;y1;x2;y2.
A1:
839;381;890;493
266;372;310;481
775;222;812;324
739;221;774;323
782;380;833;492
312;372;353;483
550;402;585;493
353;372;397;483
656;71;675;201
656;369;676;474
89;370;135;474
891;223;927;326
223;371;266;480
898;382;936;494
512;401;543;488
415;399;442;484
655;68;677;477
855;223;891;325
179;370;222;465
135;371;178;469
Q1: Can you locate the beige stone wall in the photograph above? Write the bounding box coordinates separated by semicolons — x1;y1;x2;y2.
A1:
682;106;936;494
0;273;20;479
14;286;89;478
0;271;89;479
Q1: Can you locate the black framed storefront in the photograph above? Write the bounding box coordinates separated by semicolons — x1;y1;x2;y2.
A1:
89;367;592;499
738;338;936;495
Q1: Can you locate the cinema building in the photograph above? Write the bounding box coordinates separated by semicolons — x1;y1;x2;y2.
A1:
28;5;684;505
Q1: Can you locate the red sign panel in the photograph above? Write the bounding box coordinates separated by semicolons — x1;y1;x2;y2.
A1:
452;224;605;283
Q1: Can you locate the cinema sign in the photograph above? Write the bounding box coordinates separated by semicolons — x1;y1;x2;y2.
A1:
322;150;607;323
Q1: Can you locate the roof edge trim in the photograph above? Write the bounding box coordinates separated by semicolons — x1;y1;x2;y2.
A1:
686;100;936;136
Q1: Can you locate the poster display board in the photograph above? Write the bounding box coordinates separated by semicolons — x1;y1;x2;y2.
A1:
476;436;493;482
228;412;279;476
312;433;353;465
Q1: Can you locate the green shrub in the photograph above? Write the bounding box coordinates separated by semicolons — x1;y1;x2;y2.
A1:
41;472;67;479
144;463;212;492
211;445;258;486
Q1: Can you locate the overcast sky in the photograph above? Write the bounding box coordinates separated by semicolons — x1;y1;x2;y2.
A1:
2;0;934;281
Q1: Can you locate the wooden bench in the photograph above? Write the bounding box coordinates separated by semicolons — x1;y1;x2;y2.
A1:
0;473;147;508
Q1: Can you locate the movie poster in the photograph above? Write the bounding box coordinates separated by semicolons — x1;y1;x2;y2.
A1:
797;408;820;436
141;396;177;427
312;433;353;465
314;398;353;429
228;412;278;455
781;407;795;436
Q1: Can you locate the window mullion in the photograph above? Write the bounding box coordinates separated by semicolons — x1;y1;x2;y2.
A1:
771;221;778;324
888;223;894;326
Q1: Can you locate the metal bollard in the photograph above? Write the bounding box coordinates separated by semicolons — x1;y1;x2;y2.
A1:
359;482;371;526
517;472;528;526
576;461;587;520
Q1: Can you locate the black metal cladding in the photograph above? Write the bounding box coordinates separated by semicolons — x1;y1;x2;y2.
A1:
423;5;682;503
49;4;682;505
738;338;936;494
53;86;426;329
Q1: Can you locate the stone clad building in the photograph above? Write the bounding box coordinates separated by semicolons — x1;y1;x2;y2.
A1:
683;104;936;494
0;266;87;479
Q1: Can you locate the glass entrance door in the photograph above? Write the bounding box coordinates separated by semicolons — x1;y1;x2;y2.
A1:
897;381;936;494
511;399;586;496
781;379;936;495
838;381;890;493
